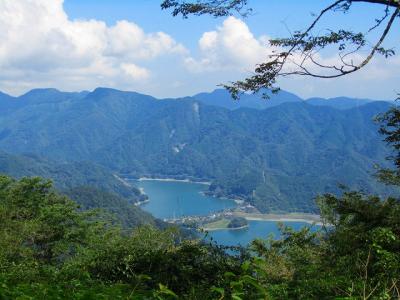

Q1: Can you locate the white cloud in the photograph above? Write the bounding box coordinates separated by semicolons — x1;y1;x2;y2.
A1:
185;16;272;73
186;16;399;100
0;0;186;94
106;21;187;60
199;31;218;50
278;51;400;100
0;2;398;100
121;63;150;80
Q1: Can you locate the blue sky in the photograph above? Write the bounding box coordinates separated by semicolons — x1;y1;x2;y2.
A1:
64;1;391;54
0;0;398;99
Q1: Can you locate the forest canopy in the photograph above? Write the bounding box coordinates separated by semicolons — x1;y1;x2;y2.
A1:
0;175;399;299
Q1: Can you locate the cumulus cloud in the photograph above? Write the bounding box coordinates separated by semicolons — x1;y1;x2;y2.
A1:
0;0;186;94
121;63;150;80
185;16;272;73
185;16;399;100
106;20;187;60
0;2;398;100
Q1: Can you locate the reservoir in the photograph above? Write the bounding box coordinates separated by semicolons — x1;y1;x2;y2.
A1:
136;179;318;246
206;220;315;246
137;180;236;219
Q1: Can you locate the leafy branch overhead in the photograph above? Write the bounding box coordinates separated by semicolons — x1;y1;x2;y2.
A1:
162;0;400;98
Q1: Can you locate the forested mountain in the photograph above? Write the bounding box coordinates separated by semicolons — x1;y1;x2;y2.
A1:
0;88;396;212
63;186;156;228
0;151;145;202
0;151;154;228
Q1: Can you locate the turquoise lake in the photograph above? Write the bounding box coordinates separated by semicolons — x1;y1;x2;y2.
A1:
136;180;318;246
206;220;314;246
137;180;236;219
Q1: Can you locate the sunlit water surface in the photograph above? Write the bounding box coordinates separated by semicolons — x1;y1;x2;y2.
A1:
135;180;318;246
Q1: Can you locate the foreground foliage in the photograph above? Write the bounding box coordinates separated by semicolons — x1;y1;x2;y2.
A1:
0;175;242;299
0;175;399;299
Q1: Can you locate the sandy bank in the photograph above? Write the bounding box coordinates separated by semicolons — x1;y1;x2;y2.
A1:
233;212;322;225
201;225;249;231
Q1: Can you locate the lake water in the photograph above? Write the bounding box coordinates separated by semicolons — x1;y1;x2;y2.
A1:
206;220;315;246
136;180;318;246
137;180;236;219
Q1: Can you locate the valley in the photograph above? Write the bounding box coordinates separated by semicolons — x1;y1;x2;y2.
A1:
0;87;396;216
2;2;399;297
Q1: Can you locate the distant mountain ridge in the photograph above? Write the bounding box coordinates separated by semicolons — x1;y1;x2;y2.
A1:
0;87;391;111
193;89;303;110
193;88;391;110
0;87;397;213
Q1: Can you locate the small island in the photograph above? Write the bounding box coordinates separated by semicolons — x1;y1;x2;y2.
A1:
202;217;249;231
227;217;248;229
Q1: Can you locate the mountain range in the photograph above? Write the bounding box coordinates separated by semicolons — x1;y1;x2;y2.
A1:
193;89;387;110
0;87;397;213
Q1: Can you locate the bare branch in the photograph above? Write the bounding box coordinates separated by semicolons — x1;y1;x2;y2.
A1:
368;5;390;32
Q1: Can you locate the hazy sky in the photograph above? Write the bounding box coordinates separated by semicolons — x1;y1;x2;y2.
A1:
0;0;399;99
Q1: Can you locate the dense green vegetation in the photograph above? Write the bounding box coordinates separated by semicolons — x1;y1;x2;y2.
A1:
227;217;248;229
1;91;399;299
0;175;242;299
0;151;146;203
0;88;396;213
64;186;156;229
0;174;398;299
1;0;398;297
0;152;156;229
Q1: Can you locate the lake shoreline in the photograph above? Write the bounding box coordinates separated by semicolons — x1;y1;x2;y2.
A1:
113;174;133;187
233;212;322;225
135;177;321;224
134;199;150;206
132;179;322;245
138;177;211;185
201;225;249;231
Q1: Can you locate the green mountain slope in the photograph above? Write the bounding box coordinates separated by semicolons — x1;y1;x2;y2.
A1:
63;186;155;228
0;151;153;227
0;151;146;202
0;88;396;212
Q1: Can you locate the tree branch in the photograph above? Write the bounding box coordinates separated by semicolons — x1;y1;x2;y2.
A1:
351;0;400;8
162;0;400;98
